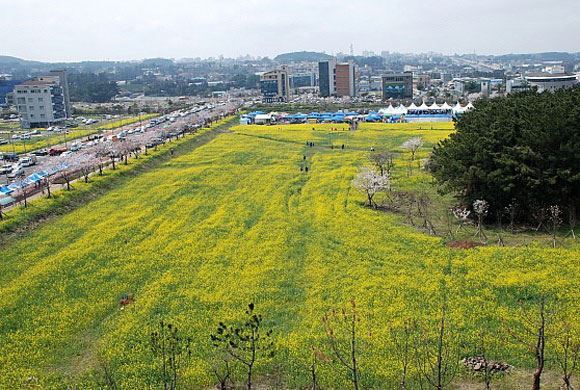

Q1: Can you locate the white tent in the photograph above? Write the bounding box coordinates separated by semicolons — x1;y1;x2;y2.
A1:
428;102;441;110
408;102;418;110
440;102;452;110
465;102;475;111
419;101;430;110
379;104;395;115
452;102;465;115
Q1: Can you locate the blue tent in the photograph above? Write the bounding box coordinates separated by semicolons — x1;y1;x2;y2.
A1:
0;196;15;206
27;173;45;183
0;186;13;195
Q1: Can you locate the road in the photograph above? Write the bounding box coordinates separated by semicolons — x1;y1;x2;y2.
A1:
1;101;240;193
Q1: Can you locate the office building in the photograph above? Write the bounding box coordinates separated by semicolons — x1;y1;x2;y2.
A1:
48;69;72;116
335;63;356;97
260;66;290;103
12;70;71;128
318;59;337;97
382;72;413;99
290;73;316;89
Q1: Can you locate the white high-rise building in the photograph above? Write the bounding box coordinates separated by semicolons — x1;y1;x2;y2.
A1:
13;70;71;128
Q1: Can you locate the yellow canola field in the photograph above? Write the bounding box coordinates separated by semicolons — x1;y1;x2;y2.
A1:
0;122;577;389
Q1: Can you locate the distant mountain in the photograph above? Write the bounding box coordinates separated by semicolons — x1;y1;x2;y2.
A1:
0;55;43;66
493;52;580;62
275;51;334;63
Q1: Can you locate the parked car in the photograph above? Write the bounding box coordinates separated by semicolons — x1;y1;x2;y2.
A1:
0;164;13;175
49;147;67;156
7;165;24;179
20;156;37;167
2;153;19;162
32;149;49;156
69;143;81;152
0;139;8;145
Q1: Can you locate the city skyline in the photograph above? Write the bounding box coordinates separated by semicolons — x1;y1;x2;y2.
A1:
1;0;579;62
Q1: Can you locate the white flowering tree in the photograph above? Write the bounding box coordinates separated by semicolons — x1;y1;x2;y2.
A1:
353;168;390;208
452;206;471;234
95;142;118;170
402;137;423;174
473;199;489;241
401;137;423;161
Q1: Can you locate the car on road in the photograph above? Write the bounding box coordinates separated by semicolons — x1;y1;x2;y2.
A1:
49;147;67;156
0;164;13;175
7;165;24;179
32;149;49;156
69;143;81;152
19;156;37;167
2;153;19;162
0;139;8;145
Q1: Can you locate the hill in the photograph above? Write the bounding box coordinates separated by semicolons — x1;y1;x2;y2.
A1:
275;51;334;63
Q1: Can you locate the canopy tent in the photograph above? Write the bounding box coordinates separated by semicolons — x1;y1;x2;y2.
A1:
379;104;395;116
439;102;452;110
395;105;408;115
418;102;430;110
428;103;441;110
0;186;13;195
407;102;418;110
452;102;464;114
0;196;15;206
465;102;475;110
26;173;45;183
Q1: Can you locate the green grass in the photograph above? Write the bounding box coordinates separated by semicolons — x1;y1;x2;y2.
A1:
0;122;577;389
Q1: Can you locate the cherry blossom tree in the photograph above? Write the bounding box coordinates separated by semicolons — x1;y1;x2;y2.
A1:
473;199;489;241
401;137;423;161
353;168;390;208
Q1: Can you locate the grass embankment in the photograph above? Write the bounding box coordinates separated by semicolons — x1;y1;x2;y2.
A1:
0;114;160;154
0;122;577;389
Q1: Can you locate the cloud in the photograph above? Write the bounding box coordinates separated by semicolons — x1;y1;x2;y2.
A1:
0;0;578;61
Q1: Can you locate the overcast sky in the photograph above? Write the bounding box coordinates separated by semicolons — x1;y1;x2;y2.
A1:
1;0;579;62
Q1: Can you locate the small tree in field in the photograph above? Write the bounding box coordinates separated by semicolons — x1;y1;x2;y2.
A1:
402;137;423;174
322;300;362;390
552;301;579;390
504;295;549;390
353;168;390;208
149;321;192;390
473;199;489;242
402;137;423;161
210;351;233;390
414;286;461;390
369;150;395;176
390;320;416;389
546;205;562;248
210;303;275;390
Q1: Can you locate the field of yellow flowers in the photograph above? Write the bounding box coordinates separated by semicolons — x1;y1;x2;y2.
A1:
0;122;578;388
